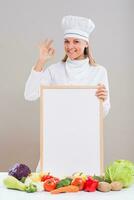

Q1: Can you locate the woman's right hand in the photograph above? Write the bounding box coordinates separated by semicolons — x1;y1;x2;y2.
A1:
34;39;55;72
38;39;55;63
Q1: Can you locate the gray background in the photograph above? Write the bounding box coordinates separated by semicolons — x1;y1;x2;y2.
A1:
0;0;134;171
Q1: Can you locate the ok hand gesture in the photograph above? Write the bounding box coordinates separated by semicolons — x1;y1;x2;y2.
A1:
38;39;55;63
34;39;55;71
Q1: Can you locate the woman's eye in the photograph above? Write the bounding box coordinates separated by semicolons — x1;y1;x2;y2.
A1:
74;40;80;44
64;40;69;43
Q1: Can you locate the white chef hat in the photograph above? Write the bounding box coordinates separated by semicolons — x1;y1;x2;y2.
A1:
62;15;95;43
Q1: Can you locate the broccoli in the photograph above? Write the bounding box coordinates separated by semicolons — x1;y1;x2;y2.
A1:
25;183;37;193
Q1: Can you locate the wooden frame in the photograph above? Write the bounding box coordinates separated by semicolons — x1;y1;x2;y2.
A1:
40;85;104;176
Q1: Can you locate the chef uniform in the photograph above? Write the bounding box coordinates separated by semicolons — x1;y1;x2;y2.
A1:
24;15;110;116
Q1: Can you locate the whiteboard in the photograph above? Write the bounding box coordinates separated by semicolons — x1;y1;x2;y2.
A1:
40;85;104;177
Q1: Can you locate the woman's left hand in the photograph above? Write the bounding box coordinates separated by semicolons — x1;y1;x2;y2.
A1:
96;84;108;101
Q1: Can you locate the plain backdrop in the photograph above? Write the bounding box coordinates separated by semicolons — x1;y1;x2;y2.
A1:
0;0;134;171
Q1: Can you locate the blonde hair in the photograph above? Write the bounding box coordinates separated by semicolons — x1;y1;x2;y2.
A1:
62;43;96;66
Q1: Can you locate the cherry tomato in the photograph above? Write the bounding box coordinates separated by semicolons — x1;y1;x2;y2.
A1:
71;177;85;190
43;178;56;191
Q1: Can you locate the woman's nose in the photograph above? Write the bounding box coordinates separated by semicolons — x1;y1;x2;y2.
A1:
67;42;74;49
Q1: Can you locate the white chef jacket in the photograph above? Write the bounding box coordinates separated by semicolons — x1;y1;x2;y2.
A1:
24;58;110;116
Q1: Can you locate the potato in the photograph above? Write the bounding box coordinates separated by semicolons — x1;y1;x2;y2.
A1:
111;181;123;191
97;182;111;192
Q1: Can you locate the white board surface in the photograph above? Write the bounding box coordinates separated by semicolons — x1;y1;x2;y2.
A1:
40;85;103;177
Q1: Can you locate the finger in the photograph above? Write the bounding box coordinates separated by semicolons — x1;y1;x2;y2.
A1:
96;88;106;92
38;39;53;49
97;83;105;89
38;39;49;49
46;39;53;48
38;40;44;48
97;83;104;86
96;89;107;94
48;47;54;53
39;38;48;46
51;48;55;56
96;88;107;93
96;94;107;97
96;90;107;96
96;92;107;97
48;48;55;56
97;86;105;90
96;91;107;98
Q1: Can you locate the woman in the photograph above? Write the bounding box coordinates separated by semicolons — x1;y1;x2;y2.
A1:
24;15;110;116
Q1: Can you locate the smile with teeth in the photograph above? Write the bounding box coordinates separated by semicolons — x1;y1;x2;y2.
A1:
68;49;77;54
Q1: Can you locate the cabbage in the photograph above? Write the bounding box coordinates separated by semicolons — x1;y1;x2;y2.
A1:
8;163;31;180
105;160;134;188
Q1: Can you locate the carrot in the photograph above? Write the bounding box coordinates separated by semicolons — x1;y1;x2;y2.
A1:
51;185;79;194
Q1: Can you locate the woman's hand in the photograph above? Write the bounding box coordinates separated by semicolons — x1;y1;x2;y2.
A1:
96;84;108;101
34;39;55;72
38;39;55;63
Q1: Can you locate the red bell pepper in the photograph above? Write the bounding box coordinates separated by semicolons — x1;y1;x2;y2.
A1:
84;176;98;192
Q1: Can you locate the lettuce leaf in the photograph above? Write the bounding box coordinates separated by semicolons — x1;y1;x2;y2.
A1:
105;160;134;188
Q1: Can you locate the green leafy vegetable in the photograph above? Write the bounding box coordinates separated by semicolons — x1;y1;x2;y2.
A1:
105;160;134;188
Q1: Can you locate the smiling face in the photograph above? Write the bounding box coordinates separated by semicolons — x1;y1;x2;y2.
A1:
64;37;88;60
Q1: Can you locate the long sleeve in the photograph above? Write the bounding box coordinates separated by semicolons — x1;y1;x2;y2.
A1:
101;68;111;117
24;68;52;101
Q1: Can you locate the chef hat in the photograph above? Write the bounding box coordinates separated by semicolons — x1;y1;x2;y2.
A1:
62;15;95;42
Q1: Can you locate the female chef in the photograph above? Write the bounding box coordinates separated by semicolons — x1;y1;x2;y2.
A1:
24;15;110;116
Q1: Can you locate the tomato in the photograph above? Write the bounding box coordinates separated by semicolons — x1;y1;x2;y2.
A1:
41;175;53;182
71;177;85;190
43;178;57;191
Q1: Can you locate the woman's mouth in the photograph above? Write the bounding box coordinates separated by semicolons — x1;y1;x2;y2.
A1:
67;50;76;54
